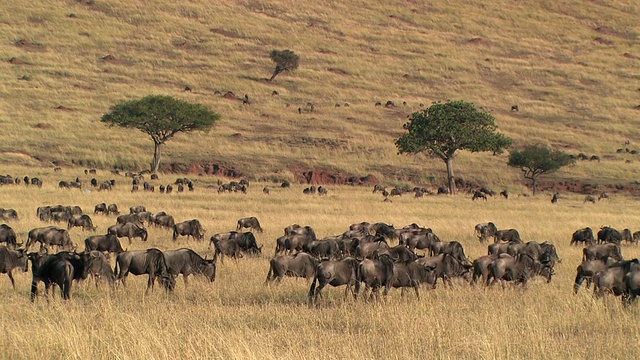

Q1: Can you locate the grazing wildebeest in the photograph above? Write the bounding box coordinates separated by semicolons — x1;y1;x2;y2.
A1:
0;246;28;289
317;186;328;196
571;227;595;246
598;192;609;201
265;253;319;283
129;205;146;214
418;253;472;289
28;252;74;301
164;248;216;286
475;222;497;243
622;229;633;244
403;232;440;253
633;231;640;245
355;239;389;259
0;224;19;249
369;223;396;240
500;190;509;199
116;213;143;226
172;219;205;242
94;203;108;215
429;241;470;265
574;257;616;293
0;208;18;220
114;249;175;294
584;195;597;204
308;257;360;305
303;239;340;260
86;251;116;288
25;226;74;253
107;204;119;215
84;234;125;255
583;243;622;262
67;214;97;231
593;259;640;298
211;236;243;264
472;191;487;201
153;214;175;230
355;254;395;301
336;236;360;257
284;234;315;255
390;261;433;299
372;184;386;193
494;229;521;243
236;217;263;233
263;187;270;195
488;243;511;256
597;226;622;245
108;223;148;244
379;245;419;264
471;254;498;285
487;253;551;287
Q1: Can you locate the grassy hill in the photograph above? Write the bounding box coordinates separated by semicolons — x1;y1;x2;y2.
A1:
1;0;639;191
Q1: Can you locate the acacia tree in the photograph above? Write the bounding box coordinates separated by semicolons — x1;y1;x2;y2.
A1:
395;100;512;194
268;49;299;82
101;95;220;173
507;144;574;196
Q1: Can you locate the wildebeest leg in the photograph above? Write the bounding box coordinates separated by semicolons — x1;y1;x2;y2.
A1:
183;274;188;287
7;271;16;290
400;287;405;297
413;283;420;300
30;281;38;302
146;274;155;295
127;236;132;245
574;273;585;294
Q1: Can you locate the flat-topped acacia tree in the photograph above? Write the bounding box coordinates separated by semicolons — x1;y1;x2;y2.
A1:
268;49;299;82
395;100;512;194
507;144;574;196
101;95;220;173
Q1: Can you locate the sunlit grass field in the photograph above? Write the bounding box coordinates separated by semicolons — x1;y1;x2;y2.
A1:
1;166;640;359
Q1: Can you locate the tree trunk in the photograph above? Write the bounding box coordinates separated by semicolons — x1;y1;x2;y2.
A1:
532;176;538;196
151;141;162;173
268;66;281;82
445;157;456;195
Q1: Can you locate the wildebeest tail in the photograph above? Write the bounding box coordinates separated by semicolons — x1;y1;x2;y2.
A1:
308;271;319;300
172;225;178;241
212;239;223;264
62;261;73;299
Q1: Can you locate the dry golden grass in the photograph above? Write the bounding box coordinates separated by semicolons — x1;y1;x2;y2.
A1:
1;0;639;188
1;165;640;359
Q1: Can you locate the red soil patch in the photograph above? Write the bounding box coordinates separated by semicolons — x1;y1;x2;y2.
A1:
8;57;22;64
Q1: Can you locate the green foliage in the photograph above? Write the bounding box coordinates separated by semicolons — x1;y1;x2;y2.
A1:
395;100;512;193
508;144;574;195
101;95;220;144
268;49;300;81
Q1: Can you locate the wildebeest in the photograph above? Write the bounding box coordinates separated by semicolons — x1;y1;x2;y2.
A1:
94;203;108;215
372;184;386;193
355;239;389;259
129;205;146;214
471;254;498;285
598;192;609;201
574;257;616;293
153;214;175;230
308;257;360;305
584;195;597;204
487;253;551;287
172;219;205;242
210;236;243;263
355;254;395;301
67;214;97;231
403;232;440;253
107;204;119;215
583;243;623;262
25;226;74;253
593;259;640;298
0;246;28;289
303;239;340;260
236;217;263;233
0;224;19;249
551;192;559;203
598;226;622;245
84;234;125;254
86;251;116;288
164;248;216;286
108;223;148;244
475;222;497;243
472;191;487;201
116;213;143;226
28;252;74;301
0;208;18;221
418;253;472;289
571;227;595;246
622;229;634;245
390;260;433;299
429;241;470;265
265;253;319;283
114;249;176;294
494;229;521;243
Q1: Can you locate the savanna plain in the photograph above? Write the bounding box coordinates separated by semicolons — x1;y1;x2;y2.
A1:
2;0;640;359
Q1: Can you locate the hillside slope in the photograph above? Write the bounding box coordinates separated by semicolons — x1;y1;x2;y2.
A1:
1;0;639;190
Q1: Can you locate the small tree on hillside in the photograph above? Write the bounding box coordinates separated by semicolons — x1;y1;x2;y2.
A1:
395;100;512;194
268;49;299;82
507;144;574;196
101;95;220;173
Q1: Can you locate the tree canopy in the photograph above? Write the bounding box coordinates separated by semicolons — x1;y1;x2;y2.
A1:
395;100;512;194
507;144;574;195
268;49;299;81
101;95;220;173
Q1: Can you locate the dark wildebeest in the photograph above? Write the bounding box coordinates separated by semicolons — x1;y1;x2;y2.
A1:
84;234;125;255
584;195;597;204
284;224;316;240
355;254;395;301
108;223;148;244
390;261;433;299
153;214;175;230
593;259;640;299
418;253;472;289
303;239;340;260
598;192;609;201
369;223;396;240
622;229;634;245
355;239;389;259
372;184;386;193
583;243;623;262
350;222;371;233
136;211;153;226
623;270;640;304
67;214;97;231
164;248;216;286
471;254;498;285
284;234;315;255
487;254;551;287
429;241;470;265
116;213;143;226
114;249;176;294
0;208;18;221
597;226;622;245
28;252;73;301
172;219;205;242
475;222;497;243
308;257;360;305
129;205;146;214
337;237;360;257
633;231;640;245
211;236;243;264
379;245;419;264
94;203;108;215
472;191;487;201
233;232;262;255
265;253;319;283
25;226;74;253
403;232;440;253
107;204;119;215
574;257;616;294
571;227;595;246
494;229;521;243
488;243;511;256
86;251;116;288
0;224;19;249
0;246;28;289
236;217;263;233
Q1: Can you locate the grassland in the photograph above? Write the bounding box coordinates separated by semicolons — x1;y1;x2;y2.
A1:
1;165;640;359
1;0;639;189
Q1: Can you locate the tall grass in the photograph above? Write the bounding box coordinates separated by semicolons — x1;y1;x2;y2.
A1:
1;165;640;358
